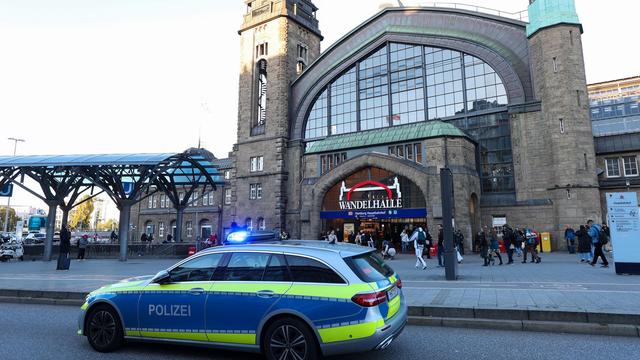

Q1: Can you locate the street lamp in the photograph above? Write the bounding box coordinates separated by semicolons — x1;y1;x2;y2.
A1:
3;137;25;233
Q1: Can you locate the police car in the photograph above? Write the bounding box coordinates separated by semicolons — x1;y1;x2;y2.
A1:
78;238;407;359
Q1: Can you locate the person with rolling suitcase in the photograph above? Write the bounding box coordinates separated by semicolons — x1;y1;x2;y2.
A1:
57;225;71;270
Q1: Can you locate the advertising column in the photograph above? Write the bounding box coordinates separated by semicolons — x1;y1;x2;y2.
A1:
606;192;640;275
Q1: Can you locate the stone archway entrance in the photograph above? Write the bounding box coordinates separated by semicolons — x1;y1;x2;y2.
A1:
319;166;428;244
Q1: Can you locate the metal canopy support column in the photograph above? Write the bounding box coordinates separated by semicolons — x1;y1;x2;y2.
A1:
118;201;133;262
43;201;58;261
175;207;185;242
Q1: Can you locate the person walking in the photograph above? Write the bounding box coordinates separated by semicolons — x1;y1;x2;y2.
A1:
355;232;362;246
77;234;88;261
588;220;609;268
523;228;541;263
514;228;524;257
489;228;503;265
400;229;410;254
412;227;428;270
57;225;72;270
479;227;490;266
564;226;576;254
455;229;465;256
110;230;118;243
424;226;433;259
503;225;515;264
437;224;445;267
575;225;592;263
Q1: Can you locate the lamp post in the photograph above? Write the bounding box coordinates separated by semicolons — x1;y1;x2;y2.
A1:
3;137;25;233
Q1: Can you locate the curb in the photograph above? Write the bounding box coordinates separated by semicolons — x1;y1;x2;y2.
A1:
1;290;638;338
408;316;640;338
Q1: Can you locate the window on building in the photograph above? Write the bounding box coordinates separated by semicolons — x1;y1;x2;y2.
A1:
160;194;166;208
190;192;198;207
179;192;185;203
245;218;253;231
207;192;214;206
224;170;231;180
250;184;262;200
201;192;208;206
320;152;347;174
297;60;306;74
559;118;565;134
255;42;268;58
426;47;464;119
606;158;621;177
359;47;389;131
297;44;308;62
250;156;264;172
255;59;268;133
148;196;153;209
186;221;193;238
390;43;425;125
257;217;266;231
388;143;423;164
152;195;157;208
159;222;165;238
623;156;639;177
332;67;358;134
304;89;328;139
224;189;232;205
553;57;558;73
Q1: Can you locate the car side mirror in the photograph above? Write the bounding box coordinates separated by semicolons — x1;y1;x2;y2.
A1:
152;270;171;284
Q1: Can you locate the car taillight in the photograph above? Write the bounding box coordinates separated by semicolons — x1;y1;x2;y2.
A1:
352;291;387;307
396;279;402;289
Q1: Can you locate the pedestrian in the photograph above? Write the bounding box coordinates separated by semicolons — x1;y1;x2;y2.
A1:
400;229;410;253
503;224;515;264
327;230;338;244
110;230;118;243
355;232;362;246
367;232;375;248
576;225;592;263
514;228;524;257
455;229;465;256
437;224;445;267
523;228;541;264
347;231;355;244
588;220;609;268
564;226;576;254
601;223;611;252
166;233;173;243
280;230;290;241
412;226;427;270
381;238;393;259
489;228;503;265
424;226;433;259
141;233;148;243
479;227;489;266
77;234;88;261
57;225;71;270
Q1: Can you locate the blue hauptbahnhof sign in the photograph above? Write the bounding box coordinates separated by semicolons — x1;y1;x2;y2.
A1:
321;208;428;220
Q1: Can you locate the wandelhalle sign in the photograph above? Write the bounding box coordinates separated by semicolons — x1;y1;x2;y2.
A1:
321;177;427;220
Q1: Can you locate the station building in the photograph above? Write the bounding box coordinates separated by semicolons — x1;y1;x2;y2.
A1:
133;0;625;251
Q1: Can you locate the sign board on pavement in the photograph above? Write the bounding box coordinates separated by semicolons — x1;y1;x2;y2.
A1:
0;184;13;197
606;192;640;275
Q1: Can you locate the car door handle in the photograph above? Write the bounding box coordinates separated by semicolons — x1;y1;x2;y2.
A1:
189;288;205;295
256;290;275;299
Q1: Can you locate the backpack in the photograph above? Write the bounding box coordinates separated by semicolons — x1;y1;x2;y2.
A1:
417;230;426;246
598;228;609;245
526;231;536;246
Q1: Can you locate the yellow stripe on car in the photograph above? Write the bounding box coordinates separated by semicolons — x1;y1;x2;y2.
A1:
318;319;385;343
386;295;401;320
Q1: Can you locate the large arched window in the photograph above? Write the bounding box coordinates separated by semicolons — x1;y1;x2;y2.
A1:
303;42;513;194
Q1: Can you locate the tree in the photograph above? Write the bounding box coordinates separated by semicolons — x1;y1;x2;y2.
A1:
0;207;17;232
68;195;95;230
97;219;119;231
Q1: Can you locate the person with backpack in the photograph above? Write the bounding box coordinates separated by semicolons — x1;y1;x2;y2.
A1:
503;225;515;264
564;226;576;254
523;228;541;263
412;227;428;270
588;220;609;268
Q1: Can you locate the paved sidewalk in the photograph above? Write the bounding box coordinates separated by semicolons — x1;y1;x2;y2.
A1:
0;251;638;315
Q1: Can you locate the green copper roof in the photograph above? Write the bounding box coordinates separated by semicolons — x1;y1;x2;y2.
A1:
527;0;581;37
305;121;468;154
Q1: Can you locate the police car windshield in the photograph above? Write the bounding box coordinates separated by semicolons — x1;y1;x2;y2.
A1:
346;252;394;283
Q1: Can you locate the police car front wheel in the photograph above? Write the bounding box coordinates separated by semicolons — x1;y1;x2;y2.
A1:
264;318;318;360
86;305;124;352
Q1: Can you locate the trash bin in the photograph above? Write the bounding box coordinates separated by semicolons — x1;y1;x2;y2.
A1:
541;232;552;253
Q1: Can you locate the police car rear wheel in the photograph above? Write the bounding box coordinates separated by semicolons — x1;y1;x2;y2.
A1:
86;305;124;352
264;318;318;360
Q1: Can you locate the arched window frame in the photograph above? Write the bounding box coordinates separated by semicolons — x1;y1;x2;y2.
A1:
253;59;268;136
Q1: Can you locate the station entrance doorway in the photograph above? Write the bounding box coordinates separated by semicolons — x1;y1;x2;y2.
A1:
320;167;427;245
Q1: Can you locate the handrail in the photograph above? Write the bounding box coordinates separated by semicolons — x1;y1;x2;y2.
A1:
415;2;528;22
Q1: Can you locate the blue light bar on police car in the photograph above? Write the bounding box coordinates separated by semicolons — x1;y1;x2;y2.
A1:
226;231;249;243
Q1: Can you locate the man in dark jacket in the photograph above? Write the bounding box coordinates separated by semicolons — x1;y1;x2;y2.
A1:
576;225;591;262
503;225;515;264
437;224;445;267
57;225;71;270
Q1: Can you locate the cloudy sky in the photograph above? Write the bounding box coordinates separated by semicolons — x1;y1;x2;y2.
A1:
0;0;636;209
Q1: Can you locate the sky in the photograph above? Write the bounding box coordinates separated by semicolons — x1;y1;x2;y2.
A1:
0;0;637;211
